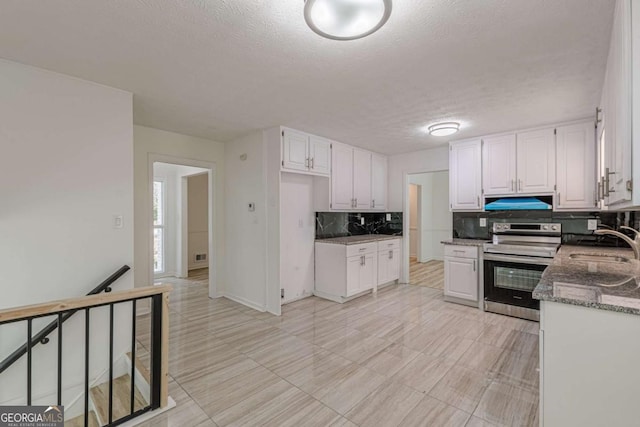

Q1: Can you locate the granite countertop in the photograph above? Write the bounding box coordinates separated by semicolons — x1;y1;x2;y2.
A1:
533;245;640;315
441;238;490;247
316;235;402;245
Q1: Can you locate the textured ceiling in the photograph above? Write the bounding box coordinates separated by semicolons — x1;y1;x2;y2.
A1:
0;0;615;154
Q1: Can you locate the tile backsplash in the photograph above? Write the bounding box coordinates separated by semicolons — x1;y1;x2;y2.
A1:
316;212;403;239
453;210;638;246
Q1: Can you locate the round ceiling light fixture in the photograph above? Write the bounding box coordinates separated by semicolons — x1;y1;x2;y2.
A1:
427;122;460;137
304;0;392;41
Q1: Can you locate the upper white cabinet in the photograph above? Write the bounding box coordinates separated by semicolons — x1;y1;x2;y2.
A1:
556;122;597;210
449;139;483;211
598;0;635;207
371;153;388;210
482;134;517;195
281;128;330;177
353;149;372;209
331;143;354;210
517;128;556;194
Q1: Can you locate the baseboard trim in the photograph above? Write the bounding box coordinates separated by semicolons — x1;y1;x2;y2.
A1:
222;293;266;312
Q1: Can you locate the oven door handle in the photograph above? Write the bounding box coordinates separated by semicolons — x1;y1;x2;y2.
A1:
483;253;553;266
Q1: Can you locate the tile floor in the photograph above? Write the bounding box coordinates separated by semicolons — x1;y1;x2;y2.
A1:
409;258;444;290
136;269;539;426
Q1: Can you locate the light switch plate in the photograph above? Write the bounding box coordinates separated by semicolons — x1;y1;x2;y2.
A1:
386;213;391;221
587;219;598;231
248;202;255;212
113;215;123;229
360;217;365;225
479;218;487;227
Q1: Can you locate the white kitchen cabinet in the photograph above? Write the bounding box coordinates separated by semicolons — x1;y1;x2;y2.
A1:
315;241;378;303
330;143;354;209
517;128;556;194
353;149;372;209
449;139;483;211
377;238;401;285
443;245;478;304
371;153;387;209
556;121;597;210
540;301;640;426
281;128;330;177
482;134;517;195
598;0;634;207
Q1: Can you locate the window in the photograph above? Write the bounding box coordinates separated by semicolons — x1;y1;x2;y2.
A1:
153;180;165;274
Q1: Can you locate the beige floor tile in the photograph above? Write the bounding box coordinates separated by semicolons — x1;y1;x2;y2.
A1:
489;349;539;390
465;415;498;427
361;342;420;377
392;353;454;393
422;332;475;362
456;341;504;376
136;380;212;427
428;365;492;413
262;398;342;427
345;380;424;427
474;380;539;427
280;350;358;397
317;366;386;414
399;395;471;427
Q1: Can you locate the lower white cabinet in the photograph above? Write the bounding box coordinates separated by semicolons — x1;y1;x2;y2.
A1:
378;239;400;285
443;245;479;304
315;238;401;303
315;241;378;303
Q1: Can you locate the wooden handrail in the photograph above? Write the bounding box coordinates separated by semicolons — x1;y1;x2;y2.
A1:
0;285;173;324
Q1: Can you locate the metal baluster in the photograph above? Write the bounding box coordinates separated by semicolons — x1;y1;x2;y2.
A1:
27;319;32;405
131;300;137;415
109;304;114;424
84;308;90;427
57;313;62;406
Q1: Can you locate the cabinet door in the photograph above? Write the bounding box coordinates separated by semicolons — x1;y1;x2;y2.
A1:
371;153;387;209
482;134;517;195
556;122;597;210
444;256;478;301
359;253;377;291
388;248;400;282
516;128;556;193
377;251;389;285
331;144;354;210
603;0;632;206
449;140;483;211
309;136;331;176
282;129;309;172
353;149;372;209
346;255;363;296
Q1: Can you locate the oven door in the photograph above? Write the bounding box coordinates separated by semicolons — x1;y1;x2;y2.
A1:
483;253;550;310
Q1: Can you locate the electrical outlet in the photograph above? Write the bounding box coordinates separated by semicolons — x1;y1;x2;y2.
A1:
479;218;487;227
113;215;123;229
360;217;365;225
386;213;391;221
248;202;255;212
587;219;598;231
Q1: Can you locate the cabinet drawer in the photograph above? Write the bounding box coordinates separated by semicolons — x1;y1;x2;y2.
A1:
444;245;477;259
378;238;401;251
346;242;378;257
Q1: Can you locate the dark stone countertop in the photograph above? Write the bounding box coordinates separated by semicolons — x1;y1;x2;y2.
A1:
533;245;640;315
316;235;402;245
440;238;490;247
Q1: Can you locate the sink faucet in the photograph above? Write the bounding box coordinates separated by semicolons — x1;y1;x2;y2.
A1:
594;227;640;260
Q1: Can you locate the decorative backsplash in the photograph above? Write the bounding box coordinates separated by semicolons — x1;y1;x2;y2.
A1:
453;210;638;246
316;212;403;239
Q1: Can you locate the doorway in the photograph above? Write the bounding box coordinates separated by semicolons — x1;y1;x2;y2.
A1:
150;158;216;296
406;171;451;289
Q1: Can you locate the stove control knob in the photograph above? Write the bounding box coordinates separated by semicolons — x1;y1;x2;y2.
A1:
542;225;549;230
551;225;558;231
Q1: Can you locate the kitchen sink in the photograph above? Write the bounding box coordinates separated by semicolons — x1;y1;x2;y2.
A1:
568;253;631;263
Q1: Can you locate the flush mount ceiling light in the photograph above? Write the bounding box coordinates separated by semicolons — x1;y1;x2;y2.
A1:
304;0;392;41
427;122;460;137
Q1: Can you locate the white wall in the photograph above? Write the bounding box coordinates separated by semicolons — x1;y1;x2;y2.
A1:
409;172;452;262
188;173;208;270
280;173;315;303
134;125;225;295
0;59;133;404
224;131;268;311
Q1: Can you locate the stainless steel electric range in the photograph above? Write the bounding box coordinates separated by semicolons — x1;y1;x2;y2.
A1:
483;222;561;321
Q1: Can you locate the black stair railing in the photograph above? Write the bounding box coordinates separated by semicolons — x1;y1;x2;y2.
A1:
0;265;130;374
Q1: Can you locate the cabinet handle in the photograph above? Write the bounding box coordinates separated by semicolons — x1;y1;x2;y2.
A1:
371;199;375;208
305;158;309;168
361;255;365;266
518;179;522;191
473;260;476;272
477;196;480;207
355;198;358;207
557;193;561;206
359;248;367;252
310;157;314;169
389;250;393;259
605;168;616;195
